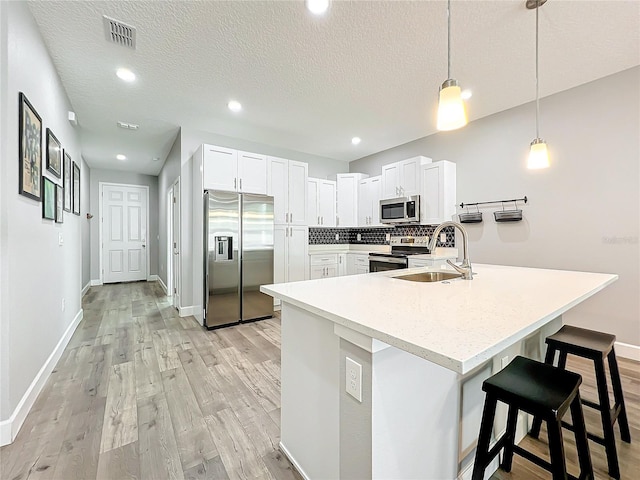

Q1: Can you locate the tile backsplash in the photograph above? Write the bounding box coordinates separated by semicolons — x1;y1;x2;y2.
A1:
309;225;456;248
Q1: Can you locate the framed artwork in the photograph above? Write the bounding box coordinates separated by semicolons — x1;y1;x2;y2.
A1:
55;184;63;223
18;92;42;201
72;161;80;215
42;176;55;220
46;129;62;178
63;151;71;212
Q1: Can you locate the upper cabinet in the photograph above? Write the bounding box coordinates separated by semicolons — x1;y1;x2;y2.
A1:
420;161;456;225
335;173;368;227
358;175;382;226
381;156;432;199
308;178;336;227
268;157;308;225
202;145;267;194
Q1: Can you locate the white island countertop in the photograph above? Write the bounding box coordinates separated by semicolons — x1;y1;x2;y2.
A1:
261;264;617;374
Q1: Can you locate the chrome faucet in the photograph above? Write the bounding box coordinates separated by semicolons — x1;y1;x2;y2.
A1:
428;221;473;280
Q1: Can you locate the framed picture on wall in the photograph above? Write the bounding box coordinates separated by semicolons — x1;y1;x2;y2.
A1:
63;151;71;212
46;128;62;178
55;184;63;223
42;176;55;220
72;161;80;215
18;92;42;201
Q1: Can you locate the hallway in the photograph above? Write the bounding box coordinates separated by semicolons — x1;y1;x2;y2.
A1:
0;282;300;480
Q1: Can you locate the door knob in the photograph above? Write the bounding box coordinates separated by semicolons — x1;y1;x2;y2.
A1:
142;245;146;248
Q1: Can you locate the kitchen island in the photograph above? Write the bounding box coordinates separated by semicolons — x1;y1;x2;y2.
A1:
261;264;617;480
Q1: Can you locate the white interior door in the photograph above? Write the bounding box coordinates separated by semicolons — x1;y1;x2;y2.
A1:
172;180;181;309
102;184;148;283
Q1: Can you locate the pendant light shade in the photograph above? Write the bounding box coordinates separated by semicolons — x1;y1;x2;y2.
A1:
436;0;467;131
527;0;550;169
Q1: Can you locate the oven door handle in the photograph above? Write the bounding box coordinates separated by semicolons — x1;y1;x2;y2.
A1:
368;256;407;264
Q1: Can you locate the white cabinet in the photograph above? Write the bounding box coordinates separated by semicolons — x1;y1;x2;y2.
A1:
420;161;456;225
335;173;368;227
310;254;339;279
358;176;382;226
346;253;370;275
308;178;336;227
202;145;267;194
268;157;308;225
381;156;432;199
275;225;309;285
338;253;347;276
408;258;451;269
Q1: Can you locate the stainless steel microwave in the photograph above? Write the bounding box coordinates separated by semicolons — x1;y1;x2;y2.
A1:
380;195;420;224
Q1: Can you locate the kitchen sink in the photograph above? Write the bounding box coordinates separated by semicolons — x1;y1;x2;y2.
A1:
394;271;462;283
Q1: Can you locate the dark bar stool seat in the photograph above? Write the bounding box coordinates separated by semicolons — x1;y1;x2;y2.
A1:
472;356;593;480
530;325;631;479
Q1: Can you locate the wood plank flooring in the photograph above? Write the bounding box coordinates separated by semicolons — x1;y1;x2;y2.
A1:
0;281;638;480
0;282;300;480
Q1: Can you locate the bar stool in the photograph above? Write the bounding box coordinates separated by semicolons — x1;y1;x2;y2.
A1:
472;356;593;480
530;325;631;479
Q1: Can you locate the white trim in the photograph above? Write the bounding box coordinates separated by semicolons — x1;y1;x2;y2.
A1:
90;279;103;286
279;442;310;480
0;309;83;447
157;276;168;295
178;305;196;317
99;182;150;284
82;281;91;296
147;274;158;282
615;341;640;361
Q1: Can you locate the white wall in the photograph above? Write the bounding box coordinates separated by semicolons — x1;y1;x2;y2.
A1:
81;157;91;289
89;168;159;282
157;130;180;288
350;67;640;348
0;1;83;442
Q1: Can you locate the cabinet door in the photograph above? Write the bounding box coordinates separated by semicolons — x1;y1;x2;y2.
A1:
325;265;338;278
358;179;371;226
307;179;320;227
273;225;288;284
203;145;238;191
346;254;357;275
288;160;308;225
318;180;336;227
336;175;358;227
268;157;288;224
381;163;399;199
370;176;382;225
421;163;443;225
338;254;347;276
310;265;325;280
288;226;308;282
238;151;267;194
399;158;420;197
355;265;369;275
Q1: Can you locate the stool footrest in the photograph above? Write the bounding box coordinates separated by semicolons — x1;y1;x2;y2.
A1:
581;399;600;410
561;421;607;447
513;445;583;480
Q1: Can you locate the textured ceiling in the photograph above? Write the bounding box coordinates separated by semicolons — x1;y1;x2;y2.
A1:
27;1;640;175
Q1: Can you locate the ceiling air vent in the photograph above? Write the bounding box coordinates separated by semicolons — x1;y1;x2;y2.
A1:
103;15;136;49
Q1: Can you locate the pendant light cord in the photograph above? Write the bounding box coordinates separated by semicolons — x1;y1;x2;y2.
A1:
535;0;540;138
447;0;451;79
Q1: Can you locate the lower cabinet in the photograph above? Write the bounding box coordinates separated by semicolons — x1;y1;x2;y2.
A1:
338;253;347;276
310;253;339;279
346;253;370;275
275;225;309;284
408;258;451;269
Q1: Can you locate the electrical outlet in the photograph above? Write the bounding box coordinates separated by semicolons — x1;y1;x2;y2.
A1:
58;233;64;246
357;233;362;241
501;356;509;369
335;233;339;241
61;298;65;312
385;233;391;241
440;233;446;243
345;357;362;402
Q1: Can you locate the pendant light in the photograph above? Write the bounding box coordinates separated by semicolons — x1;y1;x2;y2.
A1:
527;0;550;169
437;0;467;131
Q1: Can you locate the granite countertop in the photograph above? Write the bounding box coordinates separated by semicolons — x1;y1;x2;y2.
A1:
261;264;617;374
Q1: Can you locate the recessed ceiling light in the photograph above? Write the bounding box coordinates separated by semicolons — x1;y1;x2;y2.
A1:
461;89;473;100
228;100;242;112
116;68;136;82
351;137;361;145
306;0;330;15
116;154;127;161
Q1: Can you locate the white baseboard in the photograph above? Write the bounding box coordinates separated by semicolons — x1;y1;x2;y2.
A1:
81;281;91;297
178;305;196;317
147;274;159;282
157;276;168;295
90;279;102;286
615;341;640;361
279;442;310;480
0;308;83;447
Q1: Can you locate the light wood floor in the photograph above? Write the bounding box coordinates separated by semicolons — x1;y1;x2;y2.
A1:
0;281;638;480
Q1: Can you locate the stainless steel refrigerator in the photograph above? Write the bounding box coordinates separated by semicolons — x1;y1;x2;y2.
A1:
203;190;274;329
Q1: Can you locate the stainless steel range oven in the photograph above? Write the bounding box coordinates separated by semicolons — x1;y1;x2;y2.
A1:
369;235;431;272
